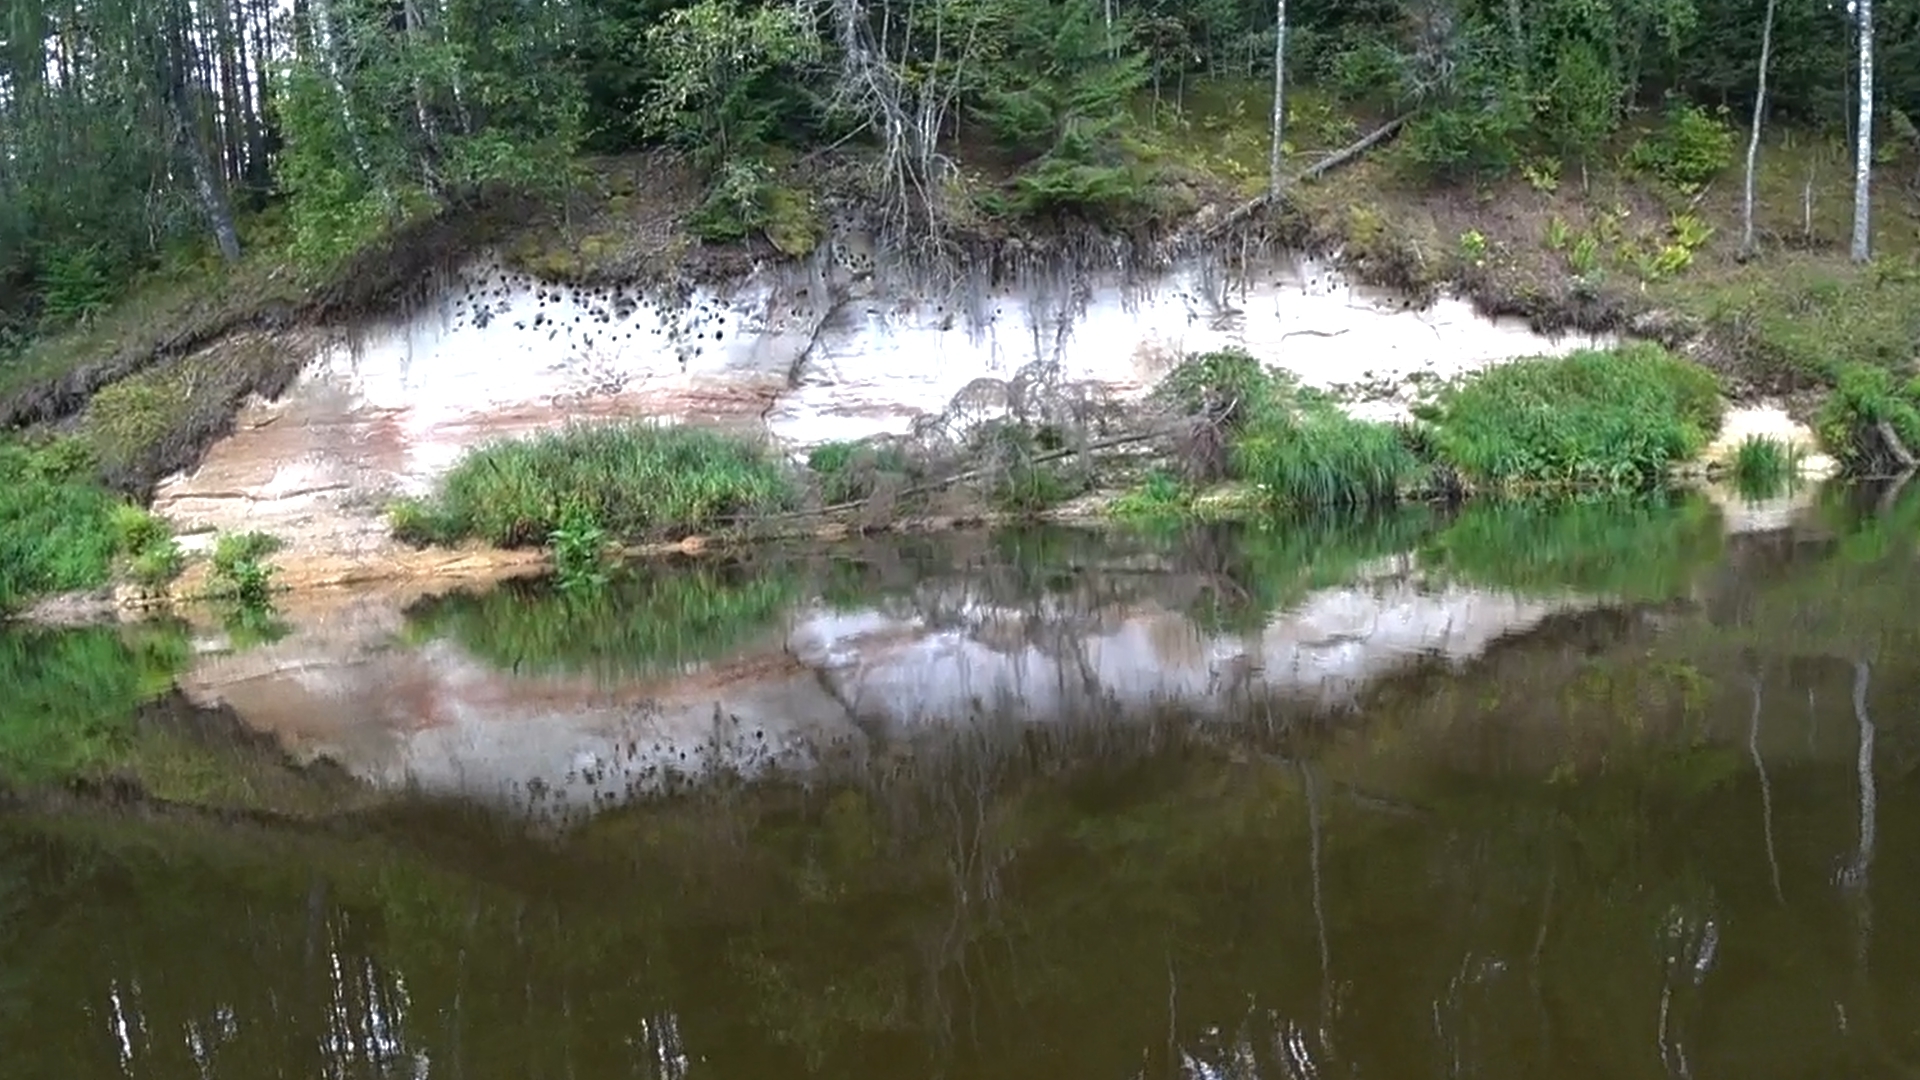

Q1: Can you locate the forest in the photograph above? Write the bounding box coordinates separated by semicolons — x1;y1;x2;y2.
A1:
0;0;1916;350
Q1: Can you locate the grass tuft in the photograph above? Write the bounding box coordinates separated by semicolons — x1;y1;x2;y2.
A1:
1235;408;1419;510
1728;435;1803;499
394;421;797;548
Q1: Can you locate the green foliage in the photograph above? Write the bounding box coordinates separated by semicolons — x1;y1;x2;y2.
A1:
1422;494;1724;601
807;439;919;505
1153;349;1291;426
1815;364;1920;474
639;0;819;170
0;623;192;787
1109;470;1193;521
406;561;800;681
1728;436;1803;498
37;245;120;328
973;0;1157;220
208;531;283;608
110;504;183;589
550;504;612;592
1429;345;1724;492
1394;28;1534;182
397;422;795;548
1625;99;1735;193
1234;409;1419;510
0;441;122;612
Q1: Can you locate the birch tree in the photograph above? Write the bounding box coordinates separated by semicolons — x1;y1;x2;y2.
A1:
1268;0;1286;199
1852;0;1873;263
1740;0;1777;259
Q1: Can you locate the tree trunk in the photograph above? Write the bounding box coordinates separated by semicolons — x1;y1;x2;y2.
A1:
1852;0;1874;263
1267;0;1286;200
1740;0;1777;259
166;0;242;262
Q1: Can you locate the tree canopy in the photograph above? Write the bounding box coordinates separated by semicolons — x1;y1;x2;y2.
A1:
1;0;1914;342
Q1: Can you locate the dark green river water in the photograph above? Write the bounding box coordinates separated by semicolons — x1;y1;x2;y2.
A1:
3;485;1920;1078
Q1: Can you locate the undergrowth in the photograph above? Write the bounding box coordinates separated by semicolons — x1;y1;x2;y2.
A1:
1815;363;1920;475
208;531;283;607
1428;344;1724;493
0;440;128;611
391;422;796;548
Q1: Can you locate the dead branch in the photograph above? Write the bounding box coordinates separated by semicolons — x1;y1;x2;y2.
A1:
767;423;1186;522
1203;115;1410;241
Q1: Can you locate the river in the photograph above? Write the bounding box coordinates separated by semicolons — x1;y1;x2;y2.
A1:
2;483;1917;1078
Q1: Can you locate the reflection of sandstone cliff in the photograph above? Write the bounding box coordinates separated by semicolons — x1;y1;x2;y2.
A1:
183;561;1596;824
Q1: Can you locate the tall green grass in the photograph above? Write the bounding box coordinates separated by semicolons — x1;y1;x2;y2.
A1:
0;441;124;611
1429;344;1724;492
1234;409;1420;509
391;422;797;548
1152;348;1418;508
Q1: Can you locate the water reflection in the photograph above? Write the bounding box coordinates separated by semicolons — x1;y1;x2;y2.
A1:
6;484;1920;1075
176;493;1754;823
8;713;1920;1079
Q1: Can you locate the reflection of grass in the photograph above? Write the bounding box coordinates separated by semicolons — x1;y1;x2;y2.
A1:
0;623;192;786
1178;508;1434;633
407;561;803;679
1421;494;1723;600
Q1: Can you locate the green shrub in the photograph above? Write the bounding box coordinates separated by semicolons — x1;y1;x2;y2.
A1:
549;502;610;592
1729;436;1804;498
1234;409;1419;510
1109;470;1193;521
107;504;184;589
398;422;796;548
209;531;283;607
0;442;122;611
1625;100;1734;193
808;438;918;505
1430;344;1724;492
1815;363;1920;474
1152;348;1292;426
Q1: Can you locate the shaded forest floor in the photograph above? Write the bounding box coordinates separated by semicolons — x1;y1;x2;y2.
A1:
4;80;1918;502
